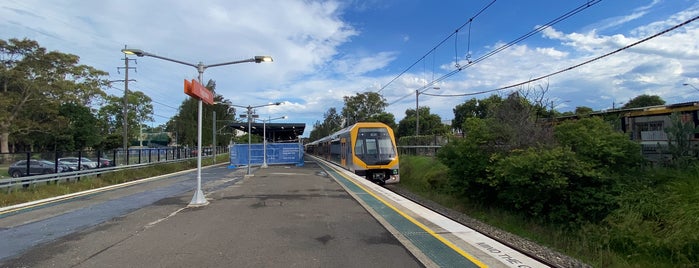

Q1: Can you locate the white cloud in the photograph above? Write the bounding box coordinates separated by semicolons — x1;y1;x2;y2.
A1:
2;0;698;135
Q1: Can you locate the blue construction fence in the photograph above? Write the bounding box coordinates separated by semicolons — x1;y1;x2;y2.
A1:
229;143;304;168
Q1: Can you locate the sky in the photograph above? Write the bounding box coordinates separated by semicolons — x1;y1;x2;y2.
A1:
2;0;699;137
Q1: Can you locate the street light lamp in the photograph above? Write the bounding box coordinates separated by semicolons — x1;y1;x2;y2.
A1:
257;115;288;168
231;102;283;176
121;48;272;206
415;87;439;136
683;83;699;92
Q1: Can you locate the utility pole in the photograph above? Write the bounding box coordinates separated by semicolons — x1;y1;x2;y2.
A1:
118;45;137;157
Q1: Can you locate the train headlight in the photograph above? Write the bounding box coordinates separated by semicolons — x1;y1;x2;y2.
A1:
392;169;399;175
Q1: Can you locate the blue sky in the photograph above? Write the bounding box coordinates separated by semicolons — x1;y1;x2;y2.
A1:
2;0;698;137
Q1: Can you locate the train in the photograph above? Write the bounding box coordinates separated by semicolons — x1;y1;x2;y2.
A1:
305;122;399;185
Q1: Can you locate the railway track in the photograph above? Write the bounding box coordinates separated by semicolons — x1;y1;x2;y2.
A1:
384;185;590;268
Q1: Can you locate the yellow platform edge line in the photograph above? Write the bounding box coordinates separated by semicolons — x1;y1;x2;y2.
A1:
320;160;488;268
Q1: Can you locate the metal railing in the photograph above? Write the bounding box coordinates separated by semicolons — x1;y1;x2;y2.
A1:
0;146;229;190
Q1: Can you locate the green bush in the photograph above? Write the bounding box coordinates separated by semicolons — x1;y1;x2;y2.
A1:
554;117;643;171
487;147;617;224
437;118;500;198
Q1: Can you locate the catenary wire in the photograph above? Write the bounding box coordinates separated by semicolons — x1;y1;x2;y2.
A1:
387;0;603;106
419;14;699;98
376;0;497;93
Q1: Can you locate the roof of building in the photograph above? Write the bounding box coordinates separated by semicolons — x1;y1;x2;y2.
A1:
226;122;305;142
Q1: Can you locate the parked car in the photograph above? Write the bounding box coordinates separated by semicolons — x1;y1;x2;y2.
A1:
95;158;113;168
58;160;80;171
57;157;98;169
8;160;69;178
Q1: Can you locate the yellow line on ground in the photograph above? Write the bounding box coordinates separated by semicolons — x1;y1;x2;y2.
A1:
319;159;487;268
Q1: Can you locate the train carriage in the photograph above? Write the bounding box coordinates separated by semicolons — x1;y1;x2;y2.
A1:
306;122;399;185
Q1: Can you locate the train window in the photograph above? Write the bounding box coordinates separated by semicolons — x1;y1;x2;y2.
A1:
355;139;364;156
356;127;396;165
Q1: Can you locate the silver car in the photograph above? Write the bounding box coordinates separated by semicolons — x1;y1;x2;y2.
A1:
57;157;98;169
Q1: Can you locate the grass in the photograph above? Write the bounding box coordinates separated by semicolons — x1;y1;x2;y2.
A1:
398;155;699;267
0;154;229;207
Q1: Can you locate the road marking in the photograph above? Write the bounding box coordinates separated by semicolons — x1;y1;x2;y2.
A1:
145;207;187;229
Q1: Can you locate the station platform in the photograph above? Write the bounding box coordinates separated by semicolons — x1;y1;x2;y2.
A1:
0;158;549;267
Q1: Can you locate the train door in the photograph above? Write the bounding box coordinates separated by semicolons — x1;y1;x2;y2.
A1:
340;138;347;166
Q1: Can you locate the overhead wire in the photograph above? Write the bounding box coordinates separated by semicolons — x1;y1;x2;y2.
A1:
421;13;699;98
387;0;603;106
376;0;497;93
107;86;179;110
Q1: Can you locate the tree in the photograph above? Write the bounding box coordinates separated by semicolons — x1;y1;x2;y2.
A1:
58;103;101;150
488;92;555;150
452;95;503;133
200;82;240;147
574;106;594;116
97;91;153;148
165;80;242;148
554;117;643;170
396;106;448;138
622;94;665;109
167;97;198;148
309;107;343;141
367;112;397;130
1;38;108;153
341;92;388;126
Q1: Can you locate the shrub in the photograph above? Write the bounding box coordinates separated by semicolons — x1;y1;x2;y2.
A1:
487;147;617;224
437;118;498;200
554;117;643;171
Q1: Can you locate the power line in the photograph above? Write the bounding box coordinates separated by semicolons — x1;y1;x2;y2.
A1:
106;86;179;110
376;0;498;93
388;0;602;106
418;14;699;98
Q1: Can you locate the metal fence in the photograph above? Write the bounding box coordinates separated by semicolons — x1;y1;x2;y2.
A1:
397;145;442;157
0;146;229;190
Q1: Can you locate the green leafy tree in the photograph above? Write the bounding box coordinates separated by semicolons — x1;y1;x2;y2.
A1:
167;96;198;148
437;117;496;198
341;92;388;126
0;38;108;153
554;117;643;170
397;106;448;138
57;103;101;150
201;83;239;147
309;107;343;141
622;94;665;109
575;106;594;116
97;91;153;148
367;112;397;130
452;95;503;133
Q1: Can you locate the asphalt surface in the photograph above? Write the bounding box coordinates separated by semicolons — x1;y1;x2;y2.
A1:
0;162;422;267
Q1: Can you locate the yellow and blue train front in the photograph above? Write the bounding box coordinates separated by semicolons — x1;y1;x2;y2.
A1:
349;123;400;184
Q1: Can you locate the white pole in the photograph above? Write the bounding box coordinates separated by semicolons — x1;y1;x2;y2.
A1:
189;68;208;206
262;118;268;168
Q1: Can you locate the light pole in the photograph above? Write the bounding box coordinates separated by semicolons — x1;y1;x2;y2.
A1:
121;48;272;206
257;115;287;168
415;87;439;136
231;103;282;176
684;83;699;92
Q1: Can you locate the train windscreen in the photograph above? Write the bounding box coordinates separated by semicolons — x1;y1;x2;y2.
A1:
354;127;396;165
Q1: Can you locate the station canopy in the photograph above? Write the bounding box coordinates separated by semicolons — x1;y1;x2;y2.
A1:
227;122;305;142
